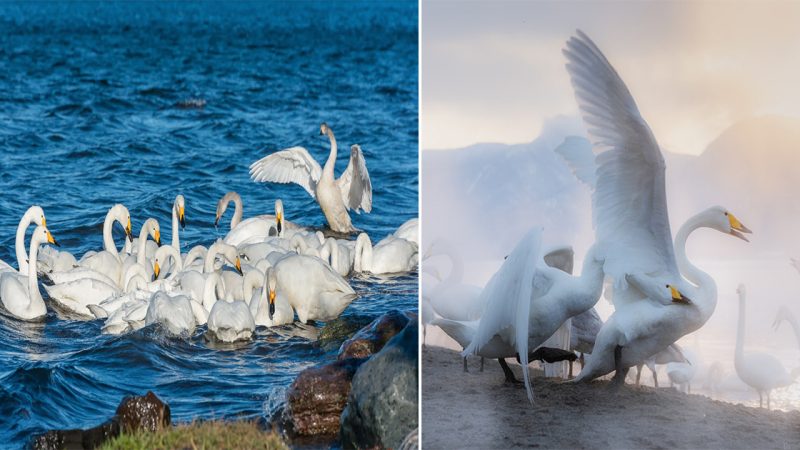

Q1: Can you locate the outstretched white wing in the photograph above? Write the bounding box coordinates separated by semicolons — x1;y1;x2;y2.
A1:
336;144;372;213
563;30;679;303
249;147;323;199
463;228;541;404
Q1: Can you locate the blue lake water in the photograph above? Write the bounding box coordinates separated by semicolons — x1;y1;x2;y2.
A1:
0;2;418;447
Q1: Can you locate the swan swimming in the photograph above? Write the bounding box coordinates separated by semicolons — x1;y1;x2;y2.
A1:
249;123;372;233
0;206;47;274
735;284;799;409
272;254;356;323
353;233;418;275
216;192;298;246
207;291;256;343
0;226;58;320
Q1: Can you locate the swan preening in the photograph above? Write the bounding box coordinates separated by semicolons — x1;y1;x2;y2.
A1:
249;123;372;233
1;179;415;343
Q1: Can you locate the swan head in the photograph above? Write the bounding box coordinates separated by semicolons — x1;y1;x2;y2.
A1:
218;242;243;275
320;122;331;136
144;218;161;246
275;199;284;235
266;267;277;320
153;259;161;281
667;284;692;305
214;192;238;227
175;195;186;229
704;206;752;242
736;283;746;298
34;226;59;248
28;205;46;228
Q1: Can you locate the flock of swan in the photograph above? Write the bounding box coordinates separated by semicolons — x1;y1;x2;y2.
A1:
424;30;799;409
0;123;419;343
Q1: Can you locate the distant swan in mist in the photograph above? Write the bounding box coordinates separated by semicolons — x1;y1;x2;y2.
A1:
735;284;799;409
249;123;372;233
557;31;751;386
773;305;800;350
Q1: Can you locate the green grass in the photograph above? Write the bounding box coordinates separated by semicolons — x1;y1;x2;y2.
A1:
100;420;289;450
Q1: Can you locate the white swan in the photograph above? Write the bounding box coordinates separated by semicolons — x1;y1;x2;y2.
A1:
249;123;372;233
120;218;161;279
173;240;242;307
634;343;686;387
319;237;353;277
666;348;697;393
393;218;419;246
0;206;46;273
735;284;799;408
273;254;356;323
553;32;753;386
0;226;58;320
463;228;606;402
353;233;418;275
145;290;201;336
249;267;294;327
773;305;800;350
423;239;484;322
172;194;185;251
573;207;750;385
76;204;133;285
207;289;256;342
216;192;290;244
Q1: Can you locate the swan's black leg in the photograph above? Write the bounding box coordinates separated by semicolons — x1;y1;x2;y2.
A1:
579;352;585;370
568;360;573;378
499;358;522;384
653;371;659;388
480;357;485;372
463;356;468;373
610;345;627;388
635;364;643;386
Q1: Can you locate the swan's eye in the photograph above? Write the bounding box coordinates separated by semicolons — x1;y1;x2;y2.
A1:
724;212;728;216
665;284;669;288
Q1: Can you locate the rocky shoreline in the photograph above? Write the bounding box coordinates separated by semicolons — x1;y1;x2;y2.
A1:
30;310;419;450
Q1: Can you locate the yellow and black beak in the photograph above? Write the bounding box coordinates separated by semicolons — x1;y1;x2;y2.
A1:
46;230;60;247
276;211;283;234
179;206;185;229
727;213;752;242
235;257;243;275
153;260;160;281
154;229;161;246
126;217;133;242
214;214;220;228
269;289;276;320
669;285;692;305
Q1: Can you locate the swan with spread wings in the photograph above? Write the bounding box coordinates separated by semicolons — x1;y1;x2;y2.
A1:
249;123;372;233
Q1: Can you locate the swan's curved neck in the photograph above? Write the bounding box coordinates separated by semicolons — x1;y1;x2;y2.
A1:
322;239;340;272
231;195;243;229
203;243;221;273
735;292;746;360
322;129;338;177
436;241;464;287
674;213;717;317
16;209;36;272
27;236;43;306
171;202;180;250
243;271;262;303
203;273;223;310
136;224;150;266
355;234;372;273
103;209;121;258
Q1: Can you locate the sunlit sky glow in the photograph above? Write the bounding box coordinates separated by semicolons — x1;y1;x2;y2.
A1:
421;1;800;154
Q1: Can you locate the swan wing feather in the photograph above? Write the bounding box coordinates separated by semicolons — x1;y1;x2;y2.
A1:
336;145;373;213
249;146;323;199
563;30;678;302
463;228;541;403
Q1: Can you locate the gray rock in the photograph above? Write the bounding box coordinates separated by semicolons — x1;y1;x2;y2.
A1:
340;321;418;449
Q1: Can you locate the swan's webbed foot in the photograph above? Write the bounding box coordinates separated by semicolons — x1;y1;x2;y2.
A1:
499;358;523;385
